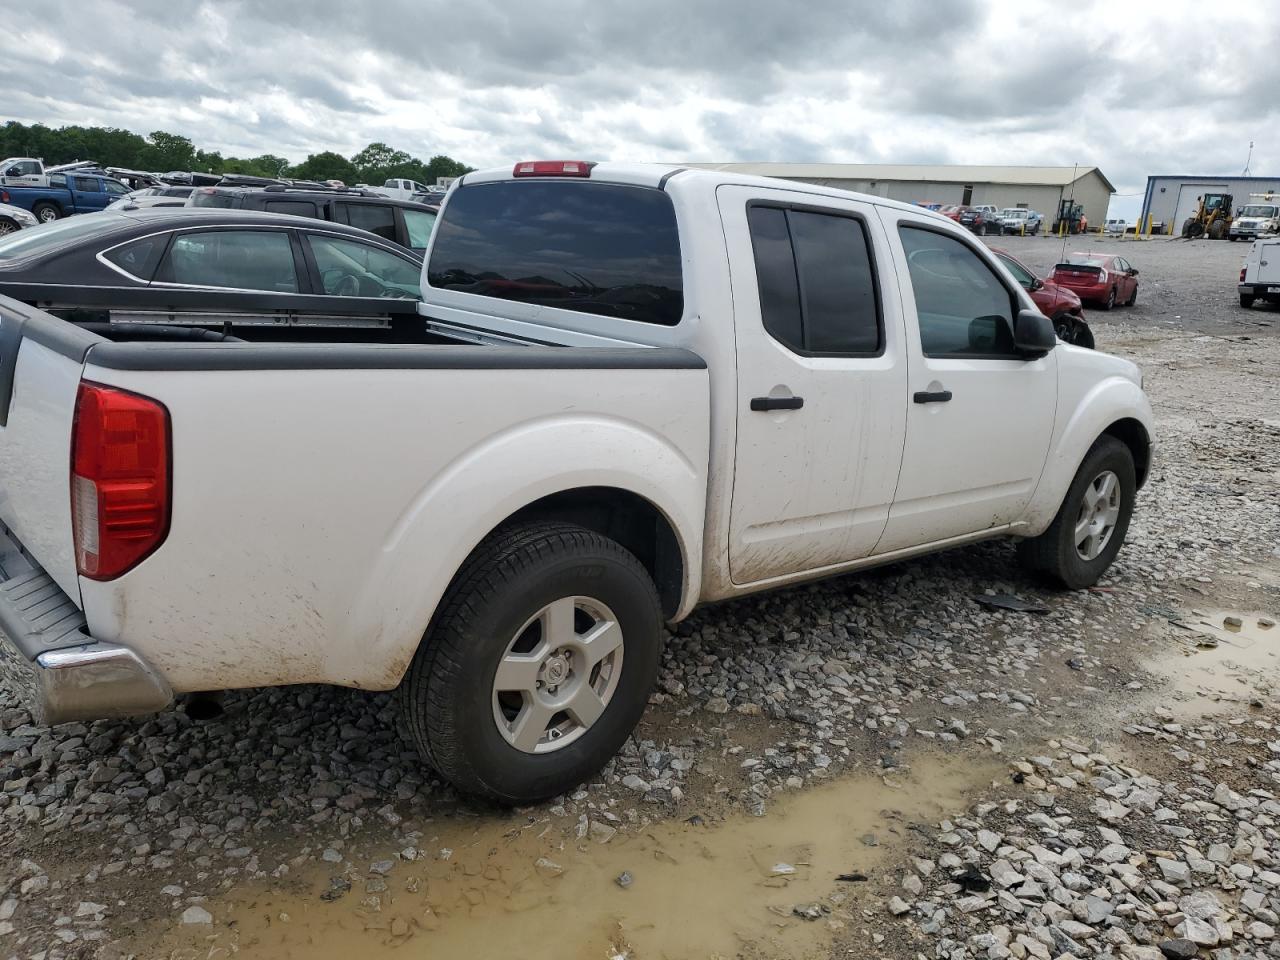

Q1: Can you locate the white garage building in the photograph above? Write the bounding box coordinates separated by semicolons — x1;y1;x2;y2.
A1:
1140;174;1280;234
686;162;1115;228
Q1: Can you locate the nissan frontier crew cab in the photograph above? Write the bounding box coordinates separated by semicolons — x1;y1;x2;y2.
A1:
0;161;1154;804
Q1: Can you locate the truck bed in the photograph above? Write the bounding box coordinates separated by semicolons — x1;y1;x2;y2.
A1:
0;294;710;696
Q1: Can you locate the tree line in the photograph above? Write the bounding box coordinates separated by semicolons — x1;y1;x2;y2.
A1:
0;122;473;186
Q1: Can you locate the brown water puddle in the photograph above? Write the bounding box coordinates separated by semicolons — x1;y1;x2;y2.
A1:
131;753;997;960
1156;609;1278;716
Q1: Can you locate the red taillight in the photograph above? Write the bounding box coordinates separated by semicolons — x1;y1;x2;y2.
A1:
1241;267;1247;282
0;189;8;203
512;160;595;178
70;383;171;580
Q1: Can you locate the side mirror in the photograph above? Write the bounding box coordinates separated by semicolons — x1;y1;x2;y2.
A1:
1013;309;1056;357
1030;277;1045;291
1128;268;1139;276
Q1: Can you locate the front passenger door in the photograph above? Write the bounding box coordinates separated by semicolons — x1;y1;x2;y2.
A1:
875;215;1057;553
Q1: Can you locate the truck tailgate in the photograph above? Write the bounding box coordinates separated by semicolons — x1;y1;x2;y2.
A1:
0;297;101;601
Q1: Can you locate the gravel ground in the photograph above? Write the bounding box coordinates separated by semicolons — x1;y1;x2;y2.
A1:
1;236;1277;959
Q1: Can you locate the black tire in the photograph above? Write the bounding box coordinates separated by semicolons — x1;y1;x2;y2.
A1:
1125;285;1137;307
1228;235;1238;242
32;203;60;223
1100;287;1116;310
1241;294;1255;308
976;223;986;236
1017;436;1136;589
399;521;663;804
0;217;18;236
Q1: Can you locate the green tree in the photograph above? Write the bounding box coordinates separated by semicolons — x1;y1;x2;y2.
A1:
288;150;357;184
350;141;413;184
140;131;197;171
425;154;473;183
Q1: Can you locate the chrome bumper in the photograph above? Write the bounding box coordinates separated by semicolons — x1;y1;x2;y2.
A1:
0;524;172;725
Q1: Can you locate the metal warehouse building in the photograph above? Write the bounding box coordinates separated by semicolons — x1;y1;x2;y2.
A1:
687;163;1115;227
1140;174;1280;233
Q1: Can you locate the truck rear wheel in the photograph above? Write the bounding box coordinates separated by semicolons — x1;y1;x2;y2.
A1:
1017;436;1135;589
1240;294;1255;308
399;521;663;804
32;203;60;223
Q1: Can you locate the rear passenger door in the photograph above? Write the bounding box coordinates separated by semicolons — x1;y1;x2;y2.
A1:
875;211;1056;552
72;176;108;212
718;185;909;585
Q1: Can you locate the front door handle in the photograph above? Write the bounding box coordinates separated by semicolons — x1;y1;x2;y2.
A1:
750;396;804;412
913;390;953;404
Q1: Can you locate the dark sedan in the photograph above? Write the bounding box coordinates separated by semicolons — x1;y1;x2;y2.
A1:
955;205;999;236
0;208;423;303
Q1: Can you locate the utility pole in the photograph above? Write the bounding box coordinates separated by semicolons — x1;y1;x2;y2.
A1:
1243;141;1254;177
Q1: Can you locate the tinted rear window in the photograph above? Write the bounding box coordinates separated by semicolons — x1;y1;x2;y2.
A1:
264;199;319;218
427;180;683;326
190;190;237;209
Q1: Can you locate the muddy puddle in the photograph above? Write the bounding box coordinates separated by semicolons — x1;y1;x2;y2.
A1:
1154;609;1278;715
132;753;997;960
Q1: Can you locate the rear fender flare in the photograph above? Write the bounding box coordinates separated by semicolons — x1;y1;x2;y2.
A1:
340;414;705;688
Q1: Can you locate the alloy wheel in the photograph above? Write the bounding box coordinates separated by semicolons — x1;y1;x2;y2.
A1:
1074;470;1121;561
491;596;624;754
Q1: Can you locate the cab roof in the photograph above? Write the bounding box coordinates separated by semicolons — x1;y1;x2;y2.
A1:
457;161;954;223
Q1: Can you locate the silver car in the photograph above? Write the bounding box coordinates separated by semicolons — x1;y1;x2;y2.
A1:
0;201;37;235
998;208;1043;235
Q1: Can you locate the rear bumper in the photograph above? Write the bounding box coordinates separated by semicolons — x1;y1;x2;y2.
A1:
0;524;172;725
1239;283;1280;298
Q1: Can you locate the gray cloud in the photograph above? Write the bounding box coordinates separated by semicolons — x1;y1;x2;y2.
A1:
0;0;1275;198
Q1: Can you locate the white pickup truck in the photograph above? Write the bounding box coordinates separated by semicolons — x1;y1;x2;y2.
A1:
0;161;1154;803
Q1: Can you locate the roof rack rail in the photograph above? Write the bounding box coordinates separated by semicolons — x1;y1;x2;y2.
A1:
260;184;381;196
215;174;288;187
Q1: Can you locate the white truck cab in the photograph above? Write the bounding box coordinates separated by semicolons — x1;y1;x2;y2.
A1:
1230;197;1280;243
0;161;1154;803
0;158;97;188
379;177;431;201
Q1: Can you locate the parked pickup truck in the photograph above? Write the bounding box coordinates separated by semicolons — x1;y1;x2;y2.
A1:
0;161;1154;804
0;157;97;188
2;171;131;223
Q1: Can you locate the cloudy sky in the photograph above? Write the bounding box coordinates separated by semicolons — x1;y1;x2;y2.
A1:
3;0;1272;218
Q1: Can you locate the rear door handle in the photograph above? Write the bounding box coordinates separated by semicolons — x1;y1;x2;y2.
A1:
750;396;804;412
913;390;953;404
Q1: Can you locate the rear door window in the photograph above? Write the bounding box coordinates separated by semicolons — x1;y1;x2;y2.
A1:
402;208;437;249
336;202;397;242
74;176;101;192
264;199;319;218
157;229;299;292
427;180;684;326
746;204;882;354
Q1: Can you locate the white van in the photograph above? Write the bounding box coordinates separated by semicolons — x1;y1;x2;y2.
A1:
1239;238;1280;308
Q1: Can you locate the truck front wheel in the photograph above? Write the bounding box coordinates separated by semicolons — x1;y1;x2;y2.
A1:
32;203;60;223
400;521;663;804
1017;436;1136;589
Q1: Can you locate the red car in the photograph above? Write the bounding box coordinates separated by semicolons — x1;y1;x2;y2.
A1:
991;248;1094;348
1049;253;1139;310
